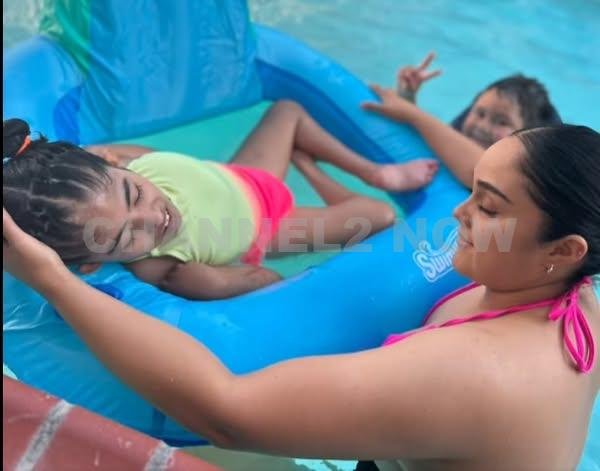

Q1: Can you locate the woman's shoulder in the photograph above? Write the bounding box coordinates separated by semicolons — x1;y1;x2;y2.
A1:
425;283;483;325
581;281;600;380
581;280;600;316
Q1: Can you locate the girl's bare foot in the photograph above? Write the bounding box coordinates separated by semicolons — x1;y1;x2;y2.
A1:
370;159;439;192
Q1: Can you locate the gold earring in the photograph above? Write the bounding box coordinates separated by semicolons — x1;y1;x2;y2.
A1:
546;264;555;274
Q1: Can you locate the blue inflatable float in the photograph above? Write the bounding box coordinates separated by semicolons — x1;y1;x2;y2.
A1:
2;0;473;445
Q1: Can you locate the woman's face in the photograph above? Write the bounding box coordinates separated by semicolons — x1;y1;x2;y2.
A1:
461;88;525;148
452;136;551;290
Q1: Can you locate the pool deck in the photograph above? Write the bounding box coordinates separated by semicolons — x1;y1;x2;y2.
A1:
3;376;220;470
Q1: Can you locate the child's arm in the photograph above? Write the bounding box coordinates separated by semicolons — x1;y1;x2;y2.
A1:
85;144;156;167
127;257;282;300
362;85;483;188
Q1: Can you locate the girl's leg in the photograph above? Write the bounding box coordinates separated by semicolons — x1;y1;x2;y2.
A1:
229;101;302;179
231;100;438;191
268;200;395;256
292;150;355;205
268;151;396;256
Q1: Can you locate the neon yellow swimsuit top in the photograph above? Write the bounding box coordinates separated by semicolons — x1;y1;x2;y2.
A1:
127;152;256;265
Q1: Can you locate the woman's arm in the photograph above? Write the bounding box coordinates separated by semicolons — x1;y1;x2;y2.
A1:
362;85;484;188
128;257;282;300
3;208;490;460
30;274;490;459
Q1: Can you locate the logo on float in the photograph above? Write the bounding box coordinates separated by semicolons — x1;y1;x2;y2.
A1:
412;228;458;282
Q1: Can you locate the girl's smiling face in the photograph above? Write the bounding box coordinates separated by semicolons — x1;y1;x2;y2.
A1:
72;167;182;263
461;88;525;148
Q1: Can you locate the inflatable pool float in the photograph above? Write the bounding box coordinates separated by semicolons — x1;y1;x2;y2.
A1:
5;0;481;446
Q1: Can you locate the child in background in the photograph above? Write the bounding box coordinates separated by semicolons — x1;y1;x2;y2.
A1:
363;52;561;188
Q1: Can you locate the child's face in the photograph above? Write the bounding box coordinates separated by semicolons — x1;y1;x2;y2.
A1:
73;167;182;263
461;88;524;148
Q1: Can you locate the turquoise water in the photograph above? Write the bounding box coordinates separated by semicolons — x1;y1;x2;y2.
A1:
5;0;600;131
3;0;600;469
250;0;600;130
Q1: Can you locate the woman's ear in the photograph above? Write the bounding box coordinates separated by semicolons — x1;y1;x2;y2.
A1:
78;263;102;274
547;235;588;267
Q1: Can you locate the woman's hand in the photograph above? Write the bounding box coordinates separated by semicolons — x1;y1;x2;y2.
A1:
3;208;70;293
361;84;421;123
396;51;442;103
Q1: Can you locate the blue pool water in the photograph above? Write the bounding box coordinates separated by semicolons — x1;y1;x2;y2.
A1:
250;0;600;130
3;0;600;469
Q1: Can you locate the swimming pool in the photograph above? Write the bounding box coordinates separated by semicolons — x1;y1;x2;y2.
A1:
250;0;600;130
3;0;599;469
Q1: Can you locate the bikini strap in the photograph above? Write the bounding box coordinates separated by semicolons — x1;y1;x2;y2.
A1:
385;278;597;372
422;282;479;324
548;277;595;373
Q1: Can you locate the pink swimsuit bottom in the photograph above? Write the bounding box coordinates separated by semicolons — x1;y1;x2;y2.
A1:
383;277;595;373
226;164;295;266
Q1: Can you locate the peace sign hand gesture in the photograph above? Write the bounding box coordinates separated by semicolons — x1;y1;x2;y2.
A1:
396;52;442;103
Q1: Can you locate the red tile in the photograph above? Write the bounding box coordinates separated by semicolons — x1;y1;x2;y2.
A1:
36;405;161;470
4;377;221;470
3;377;60;470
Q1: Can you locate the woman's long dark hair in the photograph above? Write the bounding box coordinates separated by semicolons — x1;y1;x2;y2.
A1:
515;124;600;283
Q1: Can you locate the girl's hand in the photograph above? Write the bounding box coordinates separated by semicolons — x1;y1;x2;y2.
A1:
361;84;420;122
396;52;442;103
3;208;70;292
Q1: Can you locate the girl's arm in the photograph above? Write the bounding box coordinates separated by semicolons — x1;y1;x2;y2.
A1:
362;85;484;188
3;208;492;460
127;257;282;300
409;106;484;188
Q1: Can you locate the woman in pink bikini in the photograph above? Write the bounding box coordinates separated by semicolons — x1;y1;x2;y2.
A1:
4;124;599;470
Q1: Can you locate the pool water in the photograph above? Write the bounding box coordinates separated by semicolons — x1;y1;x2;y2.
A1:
250;0;600;130
3;0;599;469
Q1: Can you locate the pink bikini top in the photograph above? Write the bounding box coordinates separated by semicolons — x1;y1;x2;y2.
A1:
383;277;596;373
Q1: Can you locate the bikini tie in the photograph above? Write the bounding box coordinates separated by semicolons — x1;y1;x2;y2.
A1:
548;277;595;373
